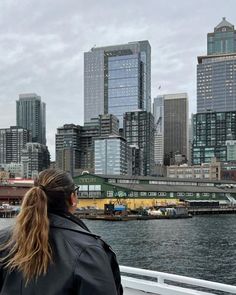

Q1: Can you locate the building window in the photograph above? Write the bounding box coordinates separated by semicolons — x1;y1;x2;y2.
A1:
158;192;166;197
148;192;157;197
149;181;158;184
203;193;209;197
177;192;185;197
79;185;88;191
140;192;147;197
108;179;116;183
89;185;101;191
107;191;113;197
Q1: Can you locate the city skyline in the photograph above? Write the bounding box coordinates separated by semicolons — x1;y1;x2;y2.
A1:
0;0;235;159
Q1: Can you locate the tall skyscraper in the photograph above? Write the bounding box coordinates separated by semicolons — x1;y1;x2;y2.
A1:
16;93;46;144
123;110;154;175
197;18;236;113
84;41;151;126
163;93;189;165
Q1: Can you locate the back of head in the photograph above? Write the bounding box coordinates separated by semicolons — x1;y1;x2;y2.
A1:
35;168;75;212
1;168;75;284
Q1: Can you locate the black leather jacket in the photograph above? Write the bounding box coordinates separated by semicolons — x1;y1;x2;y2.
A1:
0;213;123;295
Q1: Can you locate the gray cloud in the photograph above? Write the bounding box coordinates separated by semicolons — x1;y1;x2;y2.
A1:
0;0;235;159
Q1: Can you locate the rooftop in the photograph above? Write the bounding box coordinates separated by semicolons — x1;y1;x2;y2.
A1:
197;52;236;64
77;173;236;185
215;17;234;30
114;183;236;193
89;40;150;52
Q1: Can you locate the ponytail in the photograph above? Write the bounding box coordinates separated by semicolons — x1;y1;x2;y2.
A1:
1;187;52;283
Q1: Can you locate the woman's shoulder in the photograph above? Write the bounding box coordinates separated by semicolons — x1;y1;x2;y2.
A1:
49;213;104;251
0;226;13;244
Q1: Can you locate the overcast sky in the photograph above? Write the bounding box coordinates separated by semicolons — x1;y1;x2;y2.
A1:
0;0;235;159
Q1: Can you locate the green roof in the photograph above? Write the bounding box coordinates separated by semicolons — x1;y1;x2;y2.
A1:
113;183;233;193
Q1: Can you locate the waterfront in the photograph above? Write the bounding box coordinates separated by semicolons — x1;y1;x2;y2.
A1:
1;215;236;286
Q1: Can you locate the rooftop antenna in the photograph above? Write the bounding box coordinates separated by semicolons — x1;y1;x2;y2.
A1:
91;44;96;51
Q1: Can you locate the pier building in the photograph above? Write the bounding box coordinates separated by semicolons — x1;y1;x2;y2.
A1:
73;174;236;210
2;174;236;210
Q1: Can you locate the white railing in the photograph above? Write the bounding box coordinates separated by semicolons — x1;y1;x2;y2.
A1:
120;265;236;295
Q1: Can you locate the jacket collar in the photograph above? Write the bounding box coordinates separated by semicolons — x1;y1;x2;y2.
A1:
49;213;100;238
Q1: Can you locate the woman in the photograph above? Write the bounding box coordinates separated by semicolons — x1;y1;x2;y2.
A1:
0;169;123;294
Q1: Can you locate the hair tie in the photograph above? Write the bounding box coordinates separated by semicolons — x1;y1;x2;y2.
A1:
38;185;46;192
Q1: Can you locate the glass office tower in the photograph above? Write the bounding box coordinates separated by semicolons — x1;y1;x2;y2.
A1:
84;41;151;127
107;53;140;126
197;54;236;113
94;136;130;175
197;18;236;113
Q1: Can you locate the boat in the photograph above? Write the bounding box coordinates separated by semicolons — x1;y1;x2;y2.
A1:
121;265;236;294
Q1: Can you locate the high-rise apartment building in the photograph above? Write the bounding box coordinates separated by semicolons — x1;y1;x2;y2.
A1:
0;126;31;164
55;124;81;176
197;18;236;113
80;114;119;171
84;41;151;126
21;143;50;178
163;93;189;165
16;93;46;144
123;110;154;175
98;114;119;137
192;111;236;164
55;115;120;175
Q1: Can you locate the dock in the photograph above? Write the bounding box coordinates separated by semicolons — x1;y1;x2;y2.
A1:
188;206;236;215
78;214;191;221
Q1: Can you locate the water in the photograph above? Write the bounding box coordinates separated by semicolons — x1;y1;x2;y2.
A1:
1;215;236;286
84;215;236;286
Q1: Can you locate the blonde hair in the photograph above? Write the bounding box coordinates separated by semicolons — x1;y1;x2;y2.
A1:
0;169;75;283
